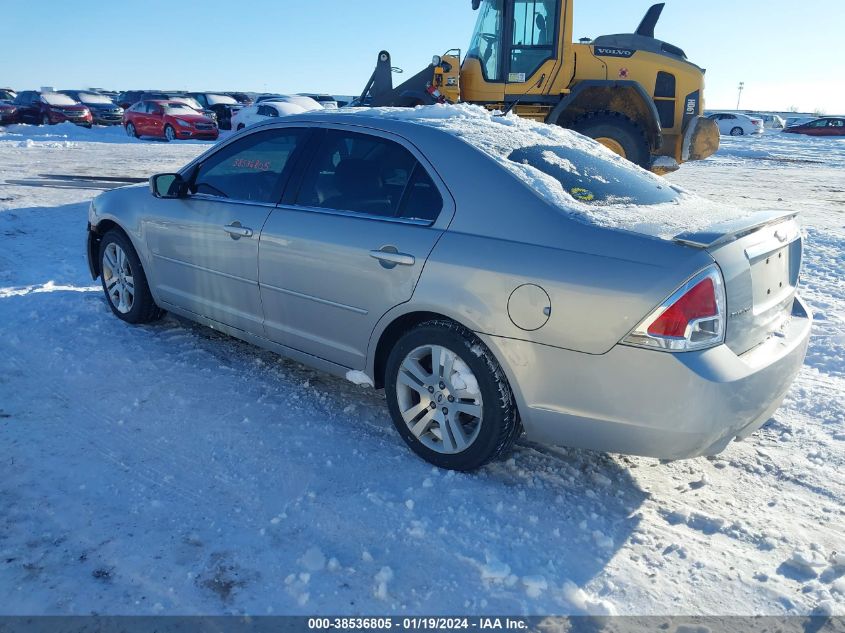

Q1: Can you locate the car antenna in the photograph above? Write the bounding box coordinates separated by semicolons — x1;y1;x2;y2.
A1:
496;74;546;117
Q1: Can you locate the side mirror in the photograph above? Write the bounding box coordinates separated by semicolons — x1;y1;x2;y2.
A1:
150;173;185;199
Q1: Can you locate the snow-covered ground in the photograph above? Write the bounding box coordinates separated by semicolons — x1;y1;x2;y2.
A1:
0;123;843;616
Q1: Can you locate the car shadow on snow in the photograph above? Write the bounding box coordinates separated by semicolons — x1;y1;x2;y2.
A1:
142;312;649;611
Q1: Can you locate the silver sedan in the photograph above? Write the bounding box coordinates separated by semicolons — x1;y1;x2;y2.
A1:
86;108;812;471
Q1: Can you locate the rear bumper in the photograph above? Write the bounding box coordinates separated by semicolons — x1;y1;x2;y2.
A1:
480;295;812;460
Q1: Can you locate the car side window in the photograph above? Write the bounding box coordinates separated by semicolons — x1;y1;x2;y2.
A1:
398;165;443;223
295;130;418;218
191;128;305;204
809;120;828;128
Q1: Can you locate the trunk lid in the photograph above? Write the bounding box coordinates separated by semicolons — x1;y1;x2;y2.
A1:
675;210;803;356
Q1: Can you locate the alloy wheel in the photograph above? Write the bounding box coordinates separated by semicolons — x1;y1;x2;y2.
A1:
102;243;135;314
395;345;484;454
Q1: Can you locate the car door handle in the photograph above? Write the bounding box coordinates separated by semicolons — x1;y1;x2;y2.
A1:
369;250;415;267
223;223;253;238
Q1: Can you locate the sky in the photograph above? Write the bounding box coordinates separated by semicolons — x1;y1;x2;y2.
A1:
1;0;842;114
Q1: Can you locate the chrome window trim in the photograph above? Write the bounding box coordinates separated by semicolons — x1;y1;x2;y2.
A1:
189;193;280;209
276;203;433;227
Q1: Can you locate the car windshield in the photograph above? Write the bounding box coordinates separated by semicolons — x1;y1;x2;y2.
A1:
508;145;680;206
79;93;112;105
206;94;237;106
163;104;198;115
172;97;202;110
42;93;77;106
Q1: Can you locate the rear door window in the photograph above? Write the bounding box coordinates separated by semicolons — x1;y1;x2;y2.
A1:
191;129;307;204
294;129;420;218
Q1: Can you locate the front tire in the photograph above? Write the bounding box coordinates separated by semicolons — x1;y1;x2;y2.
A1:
99;229;163;324
730;126;745;136
571;111;651;168
384;320;520;471
126;122;137;138
164;124;176;142
41;114;51;126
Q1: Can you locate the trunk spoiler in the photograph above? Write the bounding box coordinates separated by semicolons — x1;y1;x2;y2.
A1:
673;210;800;249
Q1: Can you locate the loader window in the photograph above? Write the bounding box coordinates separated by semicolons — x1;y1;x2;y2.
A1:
509;0;558;80
468;0;505;82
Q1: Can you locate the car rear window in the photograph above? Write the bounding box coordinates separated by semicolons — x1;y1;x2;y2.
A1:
507;145;679;206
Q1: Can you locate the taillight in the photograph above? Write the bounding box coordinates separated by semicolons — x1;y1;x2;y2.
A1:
623;266;726;352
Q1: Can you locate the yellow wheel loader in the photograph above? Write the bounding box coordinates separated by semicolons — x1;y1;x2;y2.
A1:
358;1;719;173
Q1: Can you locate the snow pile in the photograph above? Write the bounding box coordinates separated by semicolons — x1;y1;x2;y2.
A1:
358;104;757;239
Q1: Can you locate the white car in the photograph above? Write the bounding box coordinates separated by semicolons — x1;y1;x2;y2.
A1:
751;113;786;129
299;93;339;109
707;112;764;136
230;101;311;130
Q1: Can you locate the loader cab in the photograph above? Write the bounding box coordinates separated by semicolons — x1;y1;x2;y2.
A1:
462;0;573;103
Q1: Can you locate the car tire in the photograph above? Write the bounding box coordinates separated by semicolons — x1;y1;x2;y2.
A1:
730;126;745;136
236;123;245;131
384;319;521;471
41;114;51;126
126;122;137;138
164;124;176;142
99;229;163;325
571;111;651;168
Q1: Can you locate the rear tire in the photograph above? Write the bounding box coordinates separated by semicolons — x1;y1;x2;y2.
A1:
384;320;521;471
236;123;245;131
730;126;745;136
571;111;651;168
99;229;163;324
164;124;176;142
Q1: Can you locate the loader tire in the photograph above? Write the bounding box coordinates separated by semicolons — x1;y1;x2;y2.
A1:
571;112;651;169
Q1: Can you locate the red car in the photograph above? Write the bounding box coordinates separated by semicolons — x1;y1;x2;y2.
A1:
0;102;17;125
783;117;845;137
12;91;92;127
123;100;219;141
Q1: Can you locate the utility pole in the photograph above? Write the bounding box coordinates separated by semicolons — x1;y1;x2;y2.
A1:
736;82;745;110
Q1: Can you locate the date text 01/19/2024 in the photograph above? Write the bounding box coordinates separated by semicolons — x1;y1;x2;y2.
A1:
307;617;529;630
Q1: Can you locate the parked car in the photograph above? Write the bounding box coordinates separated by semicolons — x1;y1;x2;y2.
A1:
255;94;322;110
86;109;811;471
749;113;785;129
164;94;217;123
784;116;815;129
299;93;339;109
60;90;123;125
0;102;17;125
116;91;171;110
12;91;92;127
783;117;845;137
122;100;218;141
186;93;242;130
226;92;254;105
230;101;314;130
707;112;764;136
